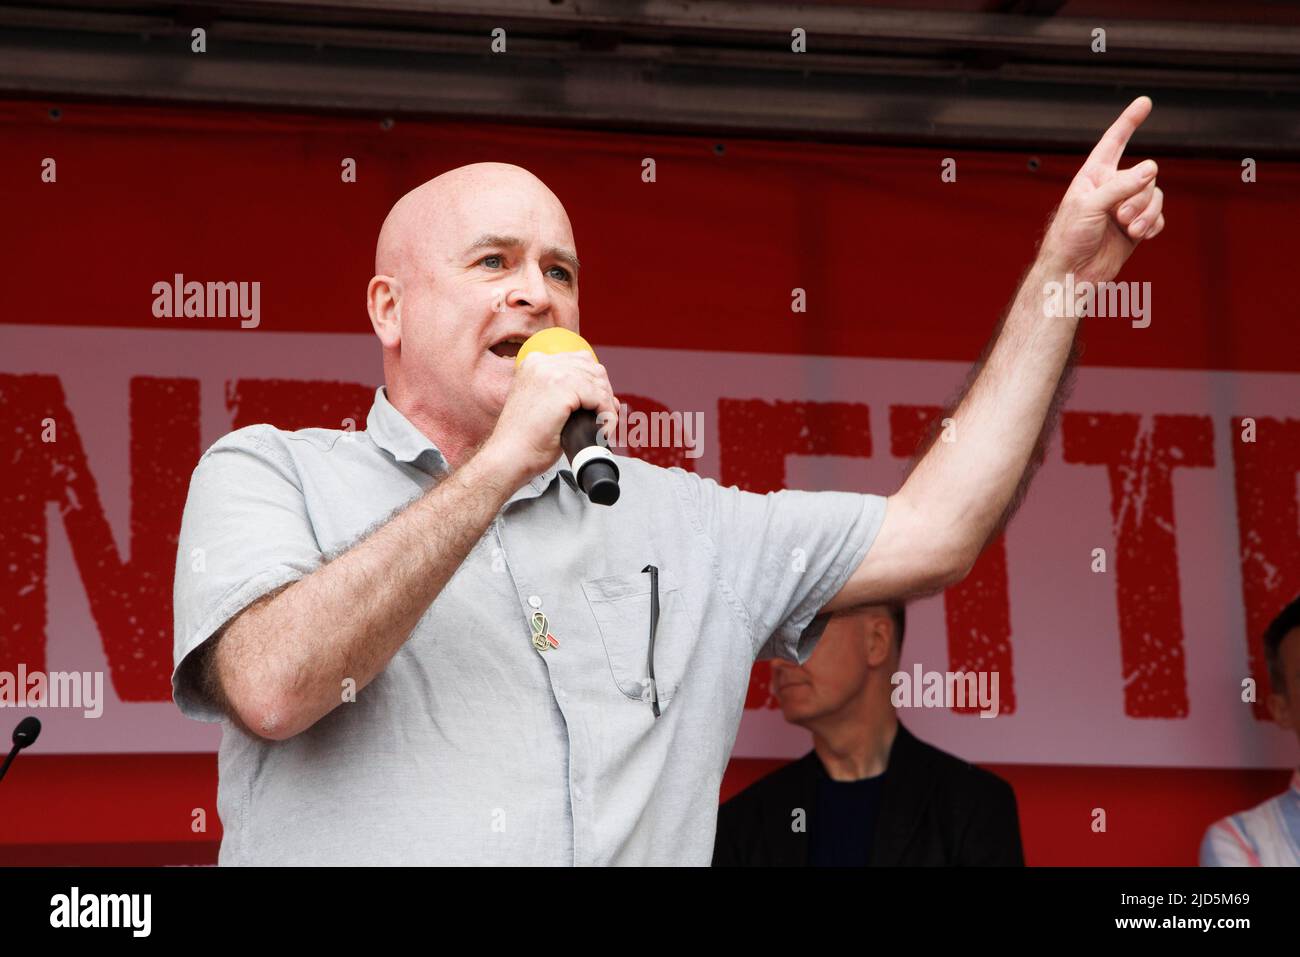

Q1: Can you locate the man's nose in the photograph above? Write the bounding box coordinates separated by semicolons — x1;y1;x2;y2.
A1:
504;261;553;312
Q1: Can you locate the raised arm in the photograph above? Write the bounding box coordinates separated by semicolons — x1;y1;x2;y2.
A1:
825;96;1165;611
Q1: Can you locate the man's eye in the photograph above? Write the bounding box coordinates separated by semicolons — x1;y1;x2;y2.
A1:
548;266;572;282
481;255;504;269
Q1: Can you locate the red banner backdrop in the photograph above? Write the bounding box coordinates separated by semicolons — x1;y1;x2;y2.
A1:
0;99;1296;864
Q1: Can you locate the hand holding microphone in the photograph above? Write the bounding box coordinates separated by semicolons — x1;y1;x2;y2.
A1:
482;328;621;505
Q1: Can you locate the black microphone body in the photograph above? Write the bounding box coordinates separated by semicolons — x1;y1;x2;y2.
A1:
562;409;620;506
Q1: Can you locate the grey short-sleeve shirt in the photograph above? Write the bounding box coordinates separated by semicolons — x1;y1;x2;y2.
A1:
172;385;887;865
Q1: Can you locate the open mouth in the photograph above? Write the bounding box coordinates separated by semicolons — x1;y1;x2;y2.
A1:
487;336;527;360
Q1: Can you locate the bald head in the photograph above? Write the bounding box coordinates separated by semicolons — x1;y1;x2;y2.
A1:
374;162;575;280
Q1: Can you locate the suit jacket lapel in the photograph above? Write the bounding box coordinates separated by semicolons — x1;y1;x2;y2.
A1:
870;722;937;866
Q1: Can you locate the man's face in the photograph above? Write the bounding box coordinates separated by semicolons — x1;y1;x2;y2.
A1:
770;612;881;725
1268;628;1300;746
391;170;581;429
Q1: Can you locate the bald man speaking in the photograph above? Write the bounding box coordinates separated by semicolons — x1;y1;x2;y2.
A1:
172;99;1165;865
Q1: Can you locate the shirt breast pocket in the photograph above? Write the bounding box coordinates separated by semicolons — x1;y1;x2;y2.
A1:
581;567;692;711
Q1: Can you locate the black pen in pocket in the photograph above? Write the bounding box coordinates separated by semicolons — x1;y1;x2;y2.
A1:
642;563;661;718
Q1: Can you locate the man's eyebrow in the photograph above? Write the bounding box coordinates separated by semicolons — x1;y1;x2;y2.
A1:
462;233;581;274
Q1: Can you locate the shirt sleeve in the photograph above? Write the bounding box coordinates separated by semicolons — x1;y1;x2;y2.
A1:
1199;818;1258;867
668;468;888;662
171;425;324;723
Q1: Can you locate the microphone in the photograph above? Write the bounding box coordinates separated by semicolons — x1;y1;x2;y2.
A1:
0;716;41;784
516;328;621;506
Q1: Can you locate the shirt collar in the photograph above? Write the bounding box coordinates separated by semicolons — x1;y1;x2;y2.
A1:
365;385;577;497
525;450;579;500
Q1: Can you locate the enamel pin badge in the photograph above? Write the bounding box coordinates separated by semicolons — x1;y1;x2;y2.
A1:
530;611;560;651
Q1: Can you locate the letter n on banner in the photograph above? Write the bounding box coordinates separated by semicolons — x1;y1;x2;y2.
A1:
0;374;199;700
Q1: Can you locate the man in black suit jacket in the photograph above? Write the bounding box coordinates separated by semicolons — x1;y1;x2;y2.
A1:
713;604;1024;866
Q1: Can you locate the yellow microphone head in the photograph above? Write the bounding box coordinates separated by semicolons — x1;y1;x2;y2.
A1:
515;327;597;367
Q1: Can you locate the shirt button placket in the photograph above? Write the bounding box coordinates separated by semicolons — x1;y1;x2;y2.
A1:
519;589;581;862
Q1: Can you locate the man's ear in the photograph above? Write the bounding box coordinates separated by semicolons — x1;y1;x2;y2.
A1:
367;275;402;348
864;613;893;668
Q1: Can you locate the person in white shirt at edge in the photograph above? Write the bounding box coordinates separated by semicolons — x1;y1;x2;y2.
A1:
172;98;1166;865
1200;595;1300;867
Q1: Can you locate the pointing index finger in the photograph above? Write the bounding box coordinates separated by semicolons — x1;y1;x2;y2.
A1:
1086;96;1153;170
